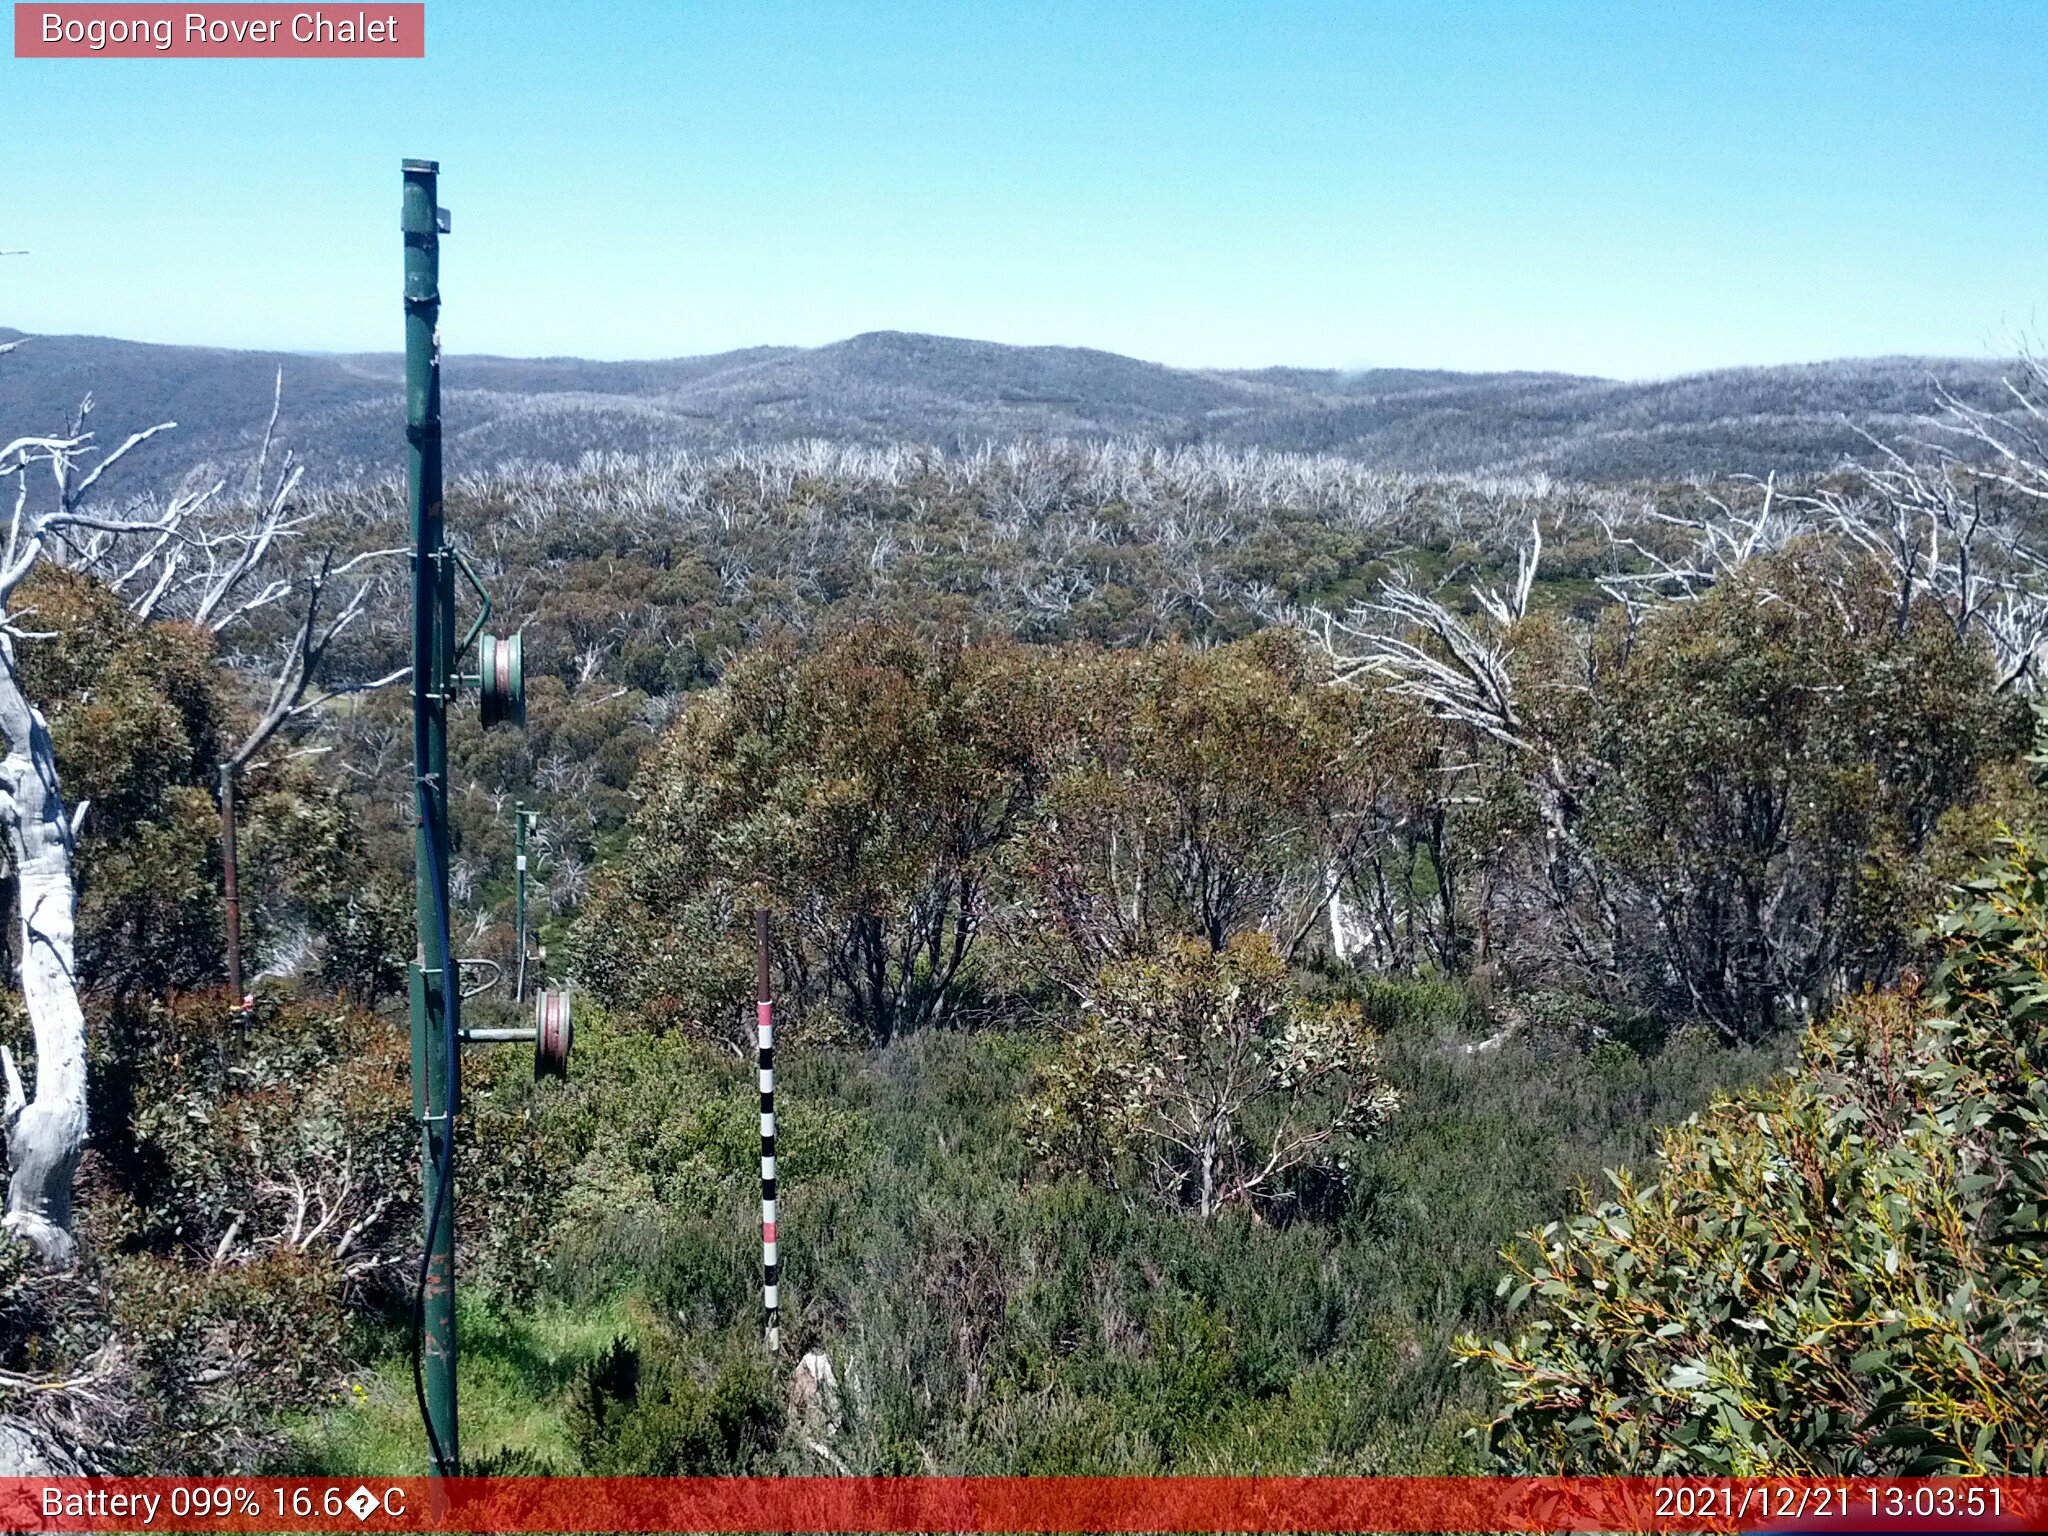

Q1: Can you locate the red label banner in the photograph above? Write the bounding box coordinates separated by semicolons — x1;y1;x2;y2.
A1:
14;4;424;57
0;1477;2042;1533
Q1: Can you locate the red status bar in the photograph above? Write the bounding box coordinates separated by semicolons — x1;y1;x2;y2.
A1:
3;1476;2043;1533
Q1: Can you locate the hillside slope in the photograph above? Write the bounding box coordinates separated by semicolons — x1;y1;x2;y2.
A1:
0;326;2020;486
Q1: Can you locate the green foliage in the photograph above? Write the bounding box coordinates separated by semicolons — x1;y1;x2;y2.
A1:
18;569;228;1002
353;985;1755;1476
65;994;415;1470
284;1293;646;1476
22;445;2042;1478
12;565;399;1011
1583;547;2021;1037
305;873;412;1009
0;1226;100;1379
580;626;1421;1042
1018;632;1405;982
108;1247;356;1473
230;958;1786;1478
576;624;1044;1042
110;992;415;1271
565;1331;779;1474
482;1002;876;1321
582;557;2017;1058
1460;830;2048;1473
1027;933;1399;1217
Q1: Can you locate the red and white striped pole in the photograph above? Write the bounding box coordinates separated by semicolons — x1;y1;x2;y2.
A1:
756;907;780;1354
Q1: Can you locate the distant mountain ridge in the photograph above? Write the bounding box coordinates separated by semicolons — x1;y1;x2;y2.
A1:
0;325;2021;487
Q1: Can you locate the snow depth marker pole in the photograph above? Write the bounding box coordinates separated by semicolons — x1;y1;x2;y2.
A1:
757;906;781;1354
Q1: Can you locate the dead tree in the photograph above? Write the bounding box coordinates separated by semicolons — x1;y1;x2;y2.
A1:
54;376;407;1005
0;358;390;1262
1312;520;1621;988
1805;358;2048;691
0;417;190;1264
1592;356;2048;690
217;549;406;1003
1592;476;1811;643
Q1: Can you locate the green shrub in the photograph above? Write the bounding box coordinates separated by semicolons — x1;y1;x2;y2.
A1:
565;1332;778;1474
70;994;416;1470
1583;546;2022;1038
109;1246;359;1472
1459;830;2048;1473
1026;933;1399;1218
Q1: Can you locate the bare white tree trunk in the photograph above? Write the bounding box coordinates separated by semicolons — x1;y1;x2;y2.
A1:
0;372;344;1268
0;634;85;1266
1325;862;1355;965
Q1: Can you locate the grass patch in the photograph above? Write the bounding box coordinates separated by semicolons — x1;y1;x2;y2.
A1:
288;1292;648;1475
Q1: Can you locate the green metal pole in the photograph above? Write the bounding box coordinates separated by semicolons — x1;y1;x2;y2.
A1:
403;156;459;1478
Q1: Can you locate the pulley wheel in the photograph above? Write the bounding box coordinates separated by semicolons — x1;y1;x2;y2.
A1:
535;988;572;1079
479;632;525;729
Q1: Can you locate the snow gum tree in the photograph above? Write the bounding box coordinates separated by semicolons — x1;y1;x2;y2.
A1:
0;419;158;1262
0;358;384;1265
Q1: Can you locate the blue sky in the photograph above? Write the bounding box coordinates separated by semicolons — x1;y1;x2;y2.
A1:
1;0;2042;376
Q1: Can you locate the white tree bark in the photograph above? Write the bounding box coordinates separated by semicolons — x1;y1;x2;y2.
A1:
0;367;362;1264
1324;862;1358;965
0;407;182;1267
0;632;85;1267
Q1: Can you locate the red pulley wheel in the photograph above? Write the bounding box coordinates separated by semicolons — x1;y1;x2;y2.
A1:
534;988;572;1079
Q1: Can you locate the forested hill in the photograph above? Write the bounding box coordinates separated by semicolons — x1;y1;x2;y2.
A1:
0;324;2021;485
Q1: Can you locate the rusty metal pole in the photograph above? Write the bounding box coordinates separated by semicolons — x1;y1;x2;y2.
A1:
219;762;243;1012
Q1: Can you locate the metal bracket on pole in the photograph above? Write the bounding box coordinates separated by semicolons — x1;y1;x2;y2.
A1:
448;546;492;666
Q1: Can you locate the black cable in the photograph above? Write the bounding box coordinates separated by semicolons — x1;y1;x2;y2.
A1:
410;702;459;1477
